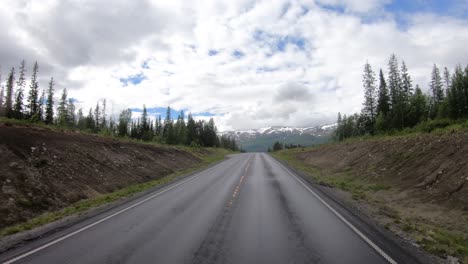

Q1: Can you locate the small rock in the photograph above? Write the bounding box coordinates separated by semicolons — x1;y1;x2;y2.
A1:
31;147;37;152
27;192;33;197
8;198;14;202
43;147;47;151
446;256;459;264
438;170;443;175
53;155;57;159
9;162;19;168
6;179;11;183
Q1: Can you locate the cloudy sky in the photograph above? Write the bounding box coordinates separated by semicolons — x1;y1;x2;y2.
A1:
1;0;467;131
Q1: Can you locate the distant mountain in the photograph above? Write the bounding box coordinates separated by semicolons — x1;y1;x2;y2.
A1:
220;124;337;152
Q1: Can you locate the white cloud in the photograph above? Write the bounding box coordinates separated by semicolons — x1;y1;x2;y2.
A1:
0;0;467;131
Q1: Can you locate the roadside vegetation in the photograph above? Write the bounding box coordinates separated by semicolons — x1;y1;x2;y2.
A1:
0;60;238;151
335;54;468;141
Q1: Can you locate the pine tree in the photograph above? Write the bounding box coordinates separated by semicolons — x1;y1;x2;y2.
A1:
361;62;377;134
27;62;39;118
429;64;444;118
45;77;55;124
4;68;15;118
13;60;26;119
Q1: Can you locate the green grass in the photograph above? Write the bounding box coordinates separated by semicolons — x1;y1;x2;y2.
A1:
0;148;231;237
401;219;468;260
271;149;390;201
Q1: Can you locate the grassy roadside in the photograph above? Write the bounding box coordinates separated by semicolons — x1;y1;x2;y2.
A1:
272;148;468;263
0;148;233;237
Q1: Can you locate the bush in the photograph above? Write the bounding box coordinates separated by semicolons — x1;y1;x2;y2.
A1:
414;119;453;133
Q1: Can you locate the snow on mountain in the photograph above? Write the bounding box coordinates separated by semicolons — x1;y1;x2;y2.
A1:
219;124;337;152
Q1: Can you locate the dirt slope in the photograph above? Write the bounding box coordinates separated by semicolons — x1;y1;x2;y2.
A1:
0;123;201;229
297;132;468;209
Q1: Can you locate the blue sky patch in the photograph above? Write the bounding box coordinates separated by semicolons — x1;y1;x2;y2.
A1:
385;0;468;18
120;72;146;86
193;111;218;117
141;60;150;69
232;50;245;58
253;30;306;53
131;107;219;120
256;66;279;73
208;49;219;56
276;36;305;51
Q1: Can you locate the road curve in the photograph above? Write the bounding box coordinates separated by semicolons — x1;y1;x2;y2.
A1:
1;153;411;264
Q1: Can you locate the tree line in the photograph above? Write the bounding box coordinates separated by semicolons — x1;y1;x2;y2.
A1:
268;141;303;152
0;60;238;151
336;54;468;140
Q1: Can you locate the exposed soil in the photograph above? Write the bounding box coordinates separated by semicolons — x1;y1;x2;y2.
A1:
0;123;201;229
297;132;468;210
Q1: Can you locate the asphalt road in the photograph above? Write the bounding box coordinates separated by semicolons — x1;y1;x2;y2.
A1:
1;153;414;264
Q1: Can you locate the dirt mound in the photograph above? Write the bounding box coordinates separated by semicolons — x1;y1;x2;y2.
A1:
0;123;201;229
296;131;468;209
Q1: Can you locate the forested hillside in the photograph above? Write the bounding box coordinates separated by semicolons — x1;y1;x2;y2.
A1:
336;54;468;140
0;60;238;151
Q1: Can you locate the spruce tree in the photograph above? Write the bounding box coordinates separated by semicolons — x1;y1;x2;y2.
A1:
401;61;413;98
94;102;100;132
376;69;390;117
408;85;427;126
118;108;132;137
86;108;95;131
443;67;451;96
67;98;76;126
4;68;15;118
361;62;377;134
13;60;26;119
77;108;86;130
101;99;107;129
186;113;197;145
57;88;68;126
45;77;55;124
429;64;444;118
38;89;45;121
387;54;404;129
27;62;39;117
0;86;4;116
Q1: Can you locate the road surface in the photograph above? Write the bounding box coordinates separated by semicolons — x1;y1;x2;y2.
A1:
1;153;415;264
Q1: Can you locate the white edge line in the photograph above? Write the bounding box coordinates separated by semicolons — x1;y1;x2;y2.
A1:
271;156;398;264
3;162;224;264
